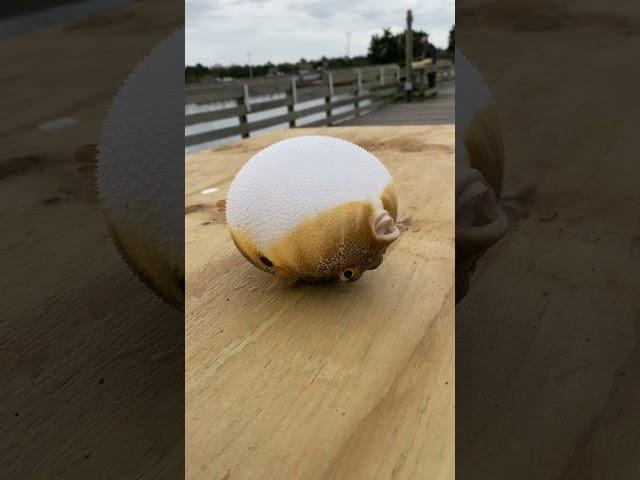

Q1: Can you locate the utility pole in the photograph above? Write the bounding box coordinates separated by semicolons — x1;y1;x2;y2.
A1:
405;9;413;101
345;32;351;58
247;52;253;79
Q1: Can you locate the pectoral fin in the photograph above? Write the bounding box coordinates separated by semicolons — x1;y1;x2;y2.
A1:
456;168;508;250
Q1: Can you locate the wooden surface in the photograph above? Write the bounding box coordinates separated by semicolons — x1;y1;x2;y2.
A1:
343;83;455;126
1;1;183;478
457;0;640;478
185;126;455;479
185;85;401;147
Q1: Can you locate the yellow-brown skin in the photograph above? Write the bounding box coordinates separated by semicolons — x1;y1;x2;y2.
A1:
229;183;398;283
456;104;506;301
464;105;505;197
74;144;185;309
104;215;185;308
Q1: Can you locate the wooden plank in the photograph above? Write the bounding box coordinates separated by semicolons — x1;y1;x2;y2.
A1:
295;102;330;119
0;0;184;478
369;83;401;94
188;92;403;143
237;96;249;139
185;126;454;480
185;124;244;146
361;80;378;90
247;79;292;96
185;105;244;126
186;79;292;103
325;74;333;126
360;69;381;81
328;70;357;83
333;83;358;96
291;94;373;123
452;22;640;480
343;83;454;127
186;84;244;104
186;86;403;143
302;99;386;128
250;96;292;113
186;97;293;126
247;111;294;132
297;85;330;102
287;87;296;128
297;89;400;128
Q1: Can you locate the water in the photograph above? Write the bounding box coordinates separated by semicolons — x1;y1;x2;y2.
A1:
185;93;372;155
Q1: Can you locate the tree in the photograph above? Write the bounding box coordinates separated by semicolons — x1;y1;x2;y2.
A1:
368;28;403;64
368;27;428;65
185;63;210;83
184;25;450;83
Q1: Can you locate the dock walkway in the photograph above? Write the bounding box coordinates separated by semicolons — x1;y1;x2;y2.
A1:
342;82;455;126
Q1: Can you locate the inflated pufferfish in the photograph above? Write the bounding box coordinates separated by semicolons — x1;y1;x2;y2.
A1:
455;49;508;302
226;136;400;283
76;29;184;308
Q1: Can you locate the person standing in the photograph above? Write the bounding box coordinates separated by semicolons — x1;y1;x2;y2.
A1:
421;34;438;89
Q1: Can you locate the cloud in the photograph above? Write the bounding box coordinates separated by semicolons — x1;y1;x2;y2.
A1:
185;0;453;66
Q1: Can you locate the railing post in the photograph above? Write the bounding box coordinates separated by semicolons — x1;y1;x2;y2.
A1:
288;77;297;128
354;69;362;116
238;84;250;138
380;66;385;86
405;9;413;102
325;73;334;126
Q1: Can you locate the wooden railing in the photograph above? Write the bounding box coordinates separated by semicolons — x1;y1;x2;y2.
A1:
185;63;454;147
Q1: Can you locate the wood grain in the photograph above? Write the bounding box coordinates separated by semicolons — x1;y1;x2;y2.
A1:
457;0;640;478
185;126;455;480
0;1;183;477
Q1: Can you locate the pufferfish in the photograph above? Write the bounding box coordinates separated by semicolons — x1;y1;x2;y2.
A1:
225;135;400;283
75;28;184;308
455;49;509;302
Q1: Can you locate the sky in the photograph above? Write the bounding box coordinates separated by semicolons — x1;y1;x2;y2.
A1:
186;0;454;66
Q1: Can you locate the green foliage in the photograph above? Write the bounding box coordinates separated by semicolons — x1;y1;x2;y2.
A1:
367;27;427;64
185;63;210;84
185;24;455;84
367;28;403;64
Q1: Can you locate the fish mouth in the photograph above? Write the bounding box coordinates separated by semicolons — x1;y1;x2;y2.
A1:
371;209;400;243
456;168;508;250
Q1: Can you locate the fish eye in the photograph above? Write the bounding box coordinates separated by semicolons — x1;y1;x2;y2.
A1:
260;256;273;267
340;269;354;281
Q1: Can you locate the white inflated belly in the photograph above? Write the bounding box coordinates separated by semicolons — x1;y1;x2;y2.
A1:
98;28;184;258
226;135;392;246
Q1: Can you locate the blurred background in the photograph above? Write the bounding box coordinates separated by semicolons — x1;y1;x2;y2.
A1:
186;0;453;74
185;0;455;153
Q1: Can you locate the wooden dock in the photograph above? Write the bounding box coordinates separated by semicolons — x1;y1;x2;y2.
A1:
185;126;454;480
185;65;454;149
342;82;455;126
